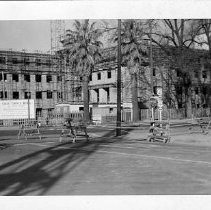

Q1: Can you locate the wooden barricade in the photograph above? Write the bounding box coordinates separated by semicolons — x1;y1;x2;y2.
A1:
17;123;42;140
188;117;211;135
59;119;89;143
147;121;171;143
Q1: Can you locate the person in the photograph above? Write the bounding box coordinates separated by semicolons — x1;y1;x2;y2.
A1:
46;117;49;126
147;122;155;142
37;121;41;128
18;124;25;139
60;118;76;143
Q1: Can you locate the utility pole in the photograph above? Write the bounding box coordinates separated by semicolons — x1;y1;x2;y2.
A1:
116;19;122;136
27;92;30;120
149;20;154;122
1;71;5;100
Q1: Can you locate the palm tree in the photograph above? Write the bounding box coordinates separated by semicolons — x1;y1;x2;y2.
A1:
63;20;103;122
120;20;149;122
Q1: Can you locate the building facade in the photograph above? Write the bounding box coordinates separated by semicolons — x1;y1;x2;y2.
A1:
0;50;67;123
0;45;210;125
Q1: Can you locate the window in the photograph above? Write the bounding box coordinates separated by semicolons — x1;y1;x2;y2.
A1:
194;70;199;78
12;57;18;64
176;86;183;95
153;86;157;95
47;108;53;116
47;91;53;99
202;86;207;95
204;63;209;69
152;68;156;77
46;60;51;66
176;68;182;77
80;77;83;81
0;73;7;81
178;103;183;109
109;108;113;113
35;59;41;66
195;87;199;95
0;57;6;64
35;75;42;83
46;75;52;83
36;108;42;117
24;58;30;65
89;74;92;81
57;75;62;82
0;91;7;99
97;72;101;80
66;58;70;66
24;92;31;99
12;74;19;82
202;70;207;79
79;107;84;111
13;91;19;99
107;71;111;79
57;92;63;99
95;89;99;102
105;88;110;102
75;87;82;98
24;74;30;82
36;91;42;99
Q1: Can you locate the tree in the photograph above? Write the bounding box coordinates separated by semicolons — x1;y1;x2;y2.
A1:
62;20;103;122
192;19;211;113
149;19;200;117
112;20;149;122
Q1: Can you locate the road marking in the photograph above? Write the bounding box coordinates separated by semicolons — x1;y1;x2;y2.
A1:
13;142;211;166
92;149;211;166
15;142;54;147
52;146;211;166
100;144;151;149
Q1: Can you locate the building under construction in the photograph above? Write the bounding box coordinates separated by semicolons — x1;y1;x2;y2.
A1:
0;49;76;125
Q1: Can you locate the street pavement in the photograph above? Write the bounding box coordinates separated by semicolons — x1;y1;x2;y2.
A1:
0;125;210;195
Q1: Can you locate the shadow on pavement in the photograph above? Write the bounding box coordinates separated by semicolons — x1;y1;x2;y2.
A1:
0;128;134;195
0;144;11;150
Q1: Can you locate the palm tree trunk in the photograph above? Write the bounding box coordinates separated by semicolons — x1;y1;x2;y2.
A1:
83;76;90;123
131;72;139;122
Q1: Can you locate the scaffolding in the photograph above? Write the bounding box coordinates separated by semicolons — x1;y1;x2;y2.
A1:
50;20;66;53
50;20;83;105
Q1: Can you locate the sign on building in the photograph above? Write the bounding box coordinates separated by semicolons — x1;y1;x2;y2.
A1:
0;100;35;119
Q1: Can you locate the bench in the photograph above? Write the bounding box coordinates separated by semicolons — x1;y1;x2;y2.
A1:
18;124;42;140
147;122;171;143
59;120;89;143
188;117;211;135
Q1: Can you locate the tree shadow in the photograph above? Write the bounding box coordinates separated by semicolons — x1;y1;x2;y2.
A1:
0;128;131;195
0;143;11;150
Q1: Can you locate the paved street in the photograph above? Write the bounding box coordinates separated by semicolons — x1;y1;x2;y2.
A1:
0;126;210;195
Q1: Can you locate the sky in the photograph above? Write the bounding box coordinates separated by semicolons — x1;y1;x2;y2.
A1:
0;20;51;52
0;20;116;52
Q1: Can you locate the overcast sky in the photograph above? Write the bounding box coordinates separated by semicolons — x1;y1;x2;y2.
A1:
0;20;51;52
0;20;116;52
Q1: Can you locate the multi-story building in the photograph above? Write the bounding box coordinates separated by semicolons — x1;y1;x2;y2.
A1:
89;45;211;121
1;44;210;125
0;49;68;123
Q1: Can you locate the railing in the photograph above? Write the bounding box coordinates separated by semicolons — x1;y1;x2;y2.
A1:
140;107;211;121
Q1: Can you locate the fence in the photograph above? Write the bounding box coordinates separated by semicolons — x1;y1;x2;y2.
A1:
140;107;211;121
0;111;84;127
47;111;84;126
0;108;210;127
